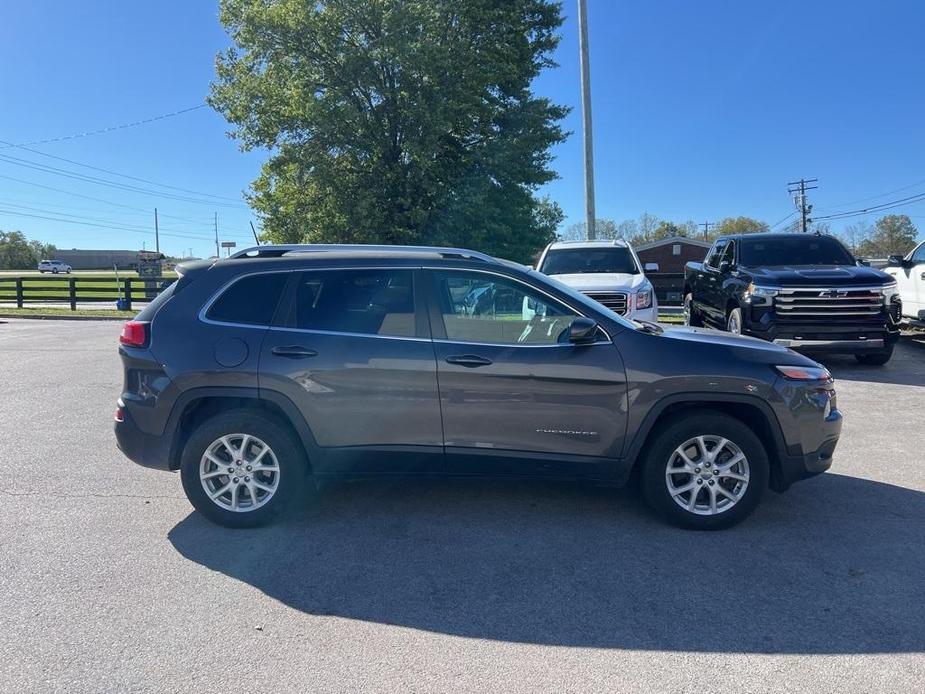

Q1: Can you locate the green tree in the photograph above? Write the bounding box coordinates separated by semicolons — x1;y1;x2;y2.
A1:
856;214;919;258
0;230;55;270
710;216;769;241
210;0;569;263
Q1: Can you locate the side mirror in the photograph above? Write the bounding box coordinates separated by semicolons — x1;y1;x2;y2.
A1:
718;259;731;273
644;262;659;273
887;254;904;267
568;317;599;344
856;258;870;267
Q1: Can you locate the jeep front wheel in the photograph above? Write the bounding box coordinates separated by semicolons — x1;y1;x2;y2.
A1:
641;414;769;530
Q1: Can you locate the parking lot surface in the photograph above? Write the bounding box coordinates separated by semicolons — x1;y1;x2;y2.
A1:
1;319;923;693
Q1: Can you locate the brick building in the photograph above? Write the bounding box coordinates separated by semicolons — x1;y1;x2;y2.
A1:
634;236;711;305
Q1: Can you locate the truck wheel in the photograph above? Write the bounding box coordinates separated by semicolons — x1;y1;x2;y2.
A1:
684;293;703;327
179;410;309;528
855;346;894;366
641;413;769;530
726;307;742;334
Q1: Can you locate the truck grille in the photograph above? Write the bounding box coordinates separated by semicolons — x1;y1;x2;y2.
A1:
774;287;883;319
582;291;628;315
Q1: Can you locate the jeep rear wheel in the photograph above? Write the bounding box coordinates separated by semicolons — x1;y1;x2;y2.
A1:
180;410;308;528
641;414;769;530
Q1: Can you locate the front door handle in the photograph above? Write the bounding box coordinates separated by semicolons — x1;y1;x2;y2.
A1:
445;354;493;368
920;271;925;280
271;345;318;359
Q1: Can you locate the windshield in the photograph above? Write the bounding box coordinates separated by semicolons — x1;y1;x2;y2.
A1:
540;247;638;275
528;269;641;331
739;236;855;266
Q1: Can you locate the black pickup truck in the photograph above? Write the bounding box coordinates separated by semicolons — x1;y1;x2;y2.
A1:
684;233;902;365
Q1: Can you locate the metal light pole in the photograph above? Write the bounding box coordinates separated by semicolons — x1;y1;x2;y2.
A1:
577;0;596;240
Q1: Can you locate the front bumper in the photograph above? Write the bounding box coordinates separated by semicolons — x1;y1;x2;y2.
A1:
744;318;899;353
770;374;842;491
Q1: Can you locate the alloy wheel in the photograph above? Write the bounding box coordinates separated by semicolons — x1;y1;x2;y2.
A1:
665;435;750;516
199;434;281;513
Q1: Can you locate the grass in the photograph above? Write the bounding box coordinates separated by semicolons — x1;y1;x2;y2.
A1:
657;314;684;324
0;307;135;319
0;272;176;300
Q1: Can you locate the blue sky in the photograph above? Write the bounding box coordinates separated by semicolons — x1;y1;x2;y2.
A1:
1;1;923;258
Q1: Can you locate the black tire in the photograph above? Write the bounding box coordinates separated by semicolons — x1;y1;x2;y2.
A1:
726;307;743;334
855;346;893;366
179;410;309;528
684;293;704;327
640;413;769;530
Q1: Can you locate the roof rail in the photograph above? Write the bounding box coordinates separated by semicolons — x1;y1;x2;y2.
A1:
229;243;498;263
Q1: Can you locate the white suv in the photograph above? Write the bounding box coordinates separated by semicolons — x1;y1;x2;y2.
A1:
37;260;72;274
536;240;659;323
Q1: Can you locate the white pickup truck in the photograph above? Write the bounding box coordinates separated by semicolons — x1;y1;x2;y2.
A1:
884;240;925;326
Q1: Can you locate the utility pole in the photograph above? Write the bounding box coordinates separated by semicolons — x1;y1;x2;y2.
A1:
153;208;160;255
249;220;260;246
577;0;596;240
699;221;715;241
787;178;818;232
213;212;220;257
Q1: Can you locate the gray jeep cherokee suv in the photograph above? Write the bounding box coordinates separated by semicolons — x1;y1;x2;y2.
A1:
115;244;841;530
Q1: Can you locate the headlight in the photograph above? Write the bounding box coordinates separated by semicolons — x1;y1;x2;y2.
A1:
880;281;898;303
774;365;832;381
635;288;652;310
745;283;779;297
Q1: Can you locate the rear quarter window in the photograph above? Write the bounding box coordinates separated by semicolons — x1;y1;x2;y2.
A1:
206;272;289;326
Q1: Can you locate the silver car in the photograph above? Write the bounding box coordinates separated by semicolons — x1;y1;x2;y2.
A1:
37;260;72;274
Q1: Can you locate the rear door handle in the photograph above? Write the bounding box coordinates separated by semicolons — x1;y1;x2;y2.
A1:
920;272;925;280
271;345;318;359
445;354;493;368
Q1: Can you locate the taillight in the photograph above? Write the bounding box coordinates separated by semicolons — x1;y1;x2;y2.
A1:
119;320;149;347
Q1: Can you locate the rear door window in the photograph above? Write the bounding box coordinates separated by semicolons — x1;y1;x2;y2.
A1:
291;269;417;338
206;272;289;326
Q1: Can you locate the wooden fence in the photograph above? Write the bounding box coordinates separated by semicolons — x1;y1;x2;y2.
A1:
0;276;174;311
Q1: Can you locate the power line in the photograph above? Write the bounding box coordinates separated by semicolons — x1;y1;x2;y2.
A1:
0;105;207;149
0;199;254;241
815;177;925;212
0;207;228;242
770;210;797;230
812;191;925;222
0;151;246;208
0;141;245;204
0;176;233;230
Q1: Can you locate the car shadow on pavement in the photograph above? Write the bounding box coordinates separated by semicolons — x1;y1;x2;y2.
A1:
168;473;925;653
817;340;925;388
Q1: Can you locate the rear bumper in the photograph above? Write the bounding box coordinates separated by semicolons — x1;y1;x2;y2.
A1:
114;403;173;471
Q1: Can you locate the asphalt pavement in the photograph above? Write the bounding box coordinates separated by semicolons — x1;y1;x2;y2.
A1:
1;319;923;693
